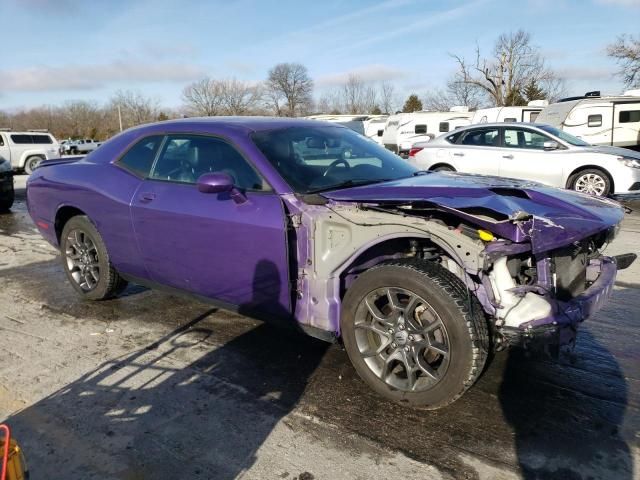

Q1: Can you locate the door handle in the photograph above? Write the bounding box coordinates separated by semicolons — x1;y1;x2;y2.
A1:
453;152;465;157
502;154;514;159
139;192;156;203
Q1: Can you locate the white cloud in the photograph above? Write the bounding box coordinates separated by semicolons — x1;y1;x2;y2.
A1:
555;66;614;81
595;0;640;6
316;64;407;87
0;61;206;92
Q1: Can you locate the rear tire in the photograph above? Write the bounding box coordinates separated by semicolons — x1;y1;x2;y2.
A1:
570;168;611;196
24;156;43;175
341;259;489;409
60;215;128;300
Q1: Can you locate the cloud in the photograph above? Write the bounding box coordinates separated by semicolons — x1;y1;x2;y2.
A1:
555;66;614;81
0;61;206;93
316;64;407;87
595;0;640;6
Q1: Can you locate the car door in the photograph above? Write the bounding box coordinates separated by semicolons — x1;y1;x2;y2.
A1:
448;127;502;176
498;127;565;187
130;133;291;318
613;103;640;148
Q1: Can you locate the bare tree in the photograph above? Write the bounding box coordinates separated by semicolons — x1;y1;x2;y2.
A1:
220;79;262;115
340;74;378;114
266;63;314;116
452;30;560;106
182;78;225;116
379;81;398;114
607;34;640;88
424;74;485;111
110;90;159;128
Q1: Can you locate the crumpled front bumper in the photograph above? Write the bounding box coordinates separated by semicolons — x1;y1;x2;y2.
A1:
501;256;619;351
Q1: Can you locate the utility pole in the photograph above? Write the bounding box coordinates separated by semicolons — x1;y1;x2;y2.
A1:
118;104;123;132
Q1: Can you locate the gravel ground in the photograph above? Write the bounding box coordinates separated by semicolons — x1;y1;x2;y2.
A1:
1;174;638;480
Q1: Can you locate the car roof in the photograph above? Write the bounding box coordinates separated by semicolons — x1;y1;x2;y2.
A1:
453;122;544;129
130;116;341;135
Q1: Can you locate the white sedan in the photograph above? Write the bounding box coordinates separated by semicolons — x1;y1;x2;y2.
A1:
408;123;640;197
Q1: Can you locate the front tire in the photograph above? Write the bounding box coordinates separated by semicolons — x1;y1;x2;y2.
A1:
341;259;488;409
570;168;611;196
60;215;127;300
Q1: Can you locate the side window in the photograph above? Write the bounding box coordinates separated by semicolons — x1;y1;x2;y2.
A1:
32;134;53;144
461;128;500;147
439;122;449;132
118;135;164;177
414;124;427;134
446;130;464;144
10;134;32;144
588;114;602;127
619;110;640;123
150;134;267;191
504;129;549;149
503;117;517;122
529;111;540;122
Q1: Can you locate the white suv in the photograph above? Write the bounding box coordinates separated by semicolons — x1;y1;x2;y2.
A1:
408;123;640;197
0;130;60;174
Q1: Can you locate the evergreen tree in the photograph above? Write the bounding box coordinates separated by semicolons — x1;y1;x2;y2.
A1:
402;94;423;113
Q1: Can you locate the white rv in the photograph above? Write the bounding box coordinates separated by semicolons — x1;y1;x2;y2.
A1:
307;114;388;145
472;100;548;124
381;107;473;156
535;90;640;150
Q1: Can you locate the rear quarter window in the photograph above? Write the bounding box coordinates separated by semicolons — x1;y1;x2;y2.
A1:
117;135;164;177
31;134;53;144
446;131;464;144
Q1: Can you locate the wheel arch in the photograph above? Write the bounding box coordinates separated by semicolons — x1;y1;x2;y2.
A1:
565;165;615;193
337;234;469;300
54;205;87;243
429;163;456;172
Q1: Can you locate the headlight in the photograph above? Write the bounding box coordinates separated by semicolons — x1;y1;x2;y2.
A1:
617;156;640;169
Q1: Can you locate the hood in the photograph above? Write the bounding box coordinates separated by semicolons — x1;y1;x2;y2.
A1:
584;145;640;159
322;172;625;254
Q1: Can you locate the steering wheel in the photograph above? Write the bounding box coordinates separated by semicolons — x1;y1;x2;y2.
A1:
323;159;351;177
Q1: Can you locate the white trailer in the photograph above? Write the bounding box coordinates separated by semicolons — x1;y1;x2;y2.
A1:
382;107;473;156
306;114;388;145
472;100;547;124
535;90;640;150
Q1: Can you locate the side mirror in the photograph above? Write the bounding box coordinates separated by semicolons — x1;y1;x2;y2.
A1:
197;172;247;204
543;140;560;151
197;172;234;193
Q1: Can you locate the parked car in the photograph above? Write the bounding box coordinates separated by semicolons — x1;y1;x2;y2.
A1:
26;117;634;408
0;129;60;174
382;108;473;157
0;157;13;211
408;122;640;197
536;90;640;151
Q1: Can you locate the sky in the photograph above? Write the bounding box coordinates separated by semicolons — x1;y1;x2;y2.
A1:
0;0;638;111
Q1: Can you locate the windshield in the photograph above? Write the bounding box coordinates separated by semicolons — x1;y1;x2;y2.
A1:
537;125;591;146
251;126;418;193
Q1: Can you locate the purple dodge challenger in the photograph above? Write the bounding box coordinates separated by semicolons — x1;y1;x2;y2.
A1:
27;117;635;408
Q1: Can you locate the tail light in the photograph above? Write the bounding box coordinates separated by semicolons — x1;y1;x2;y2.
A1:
408;147;423;157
